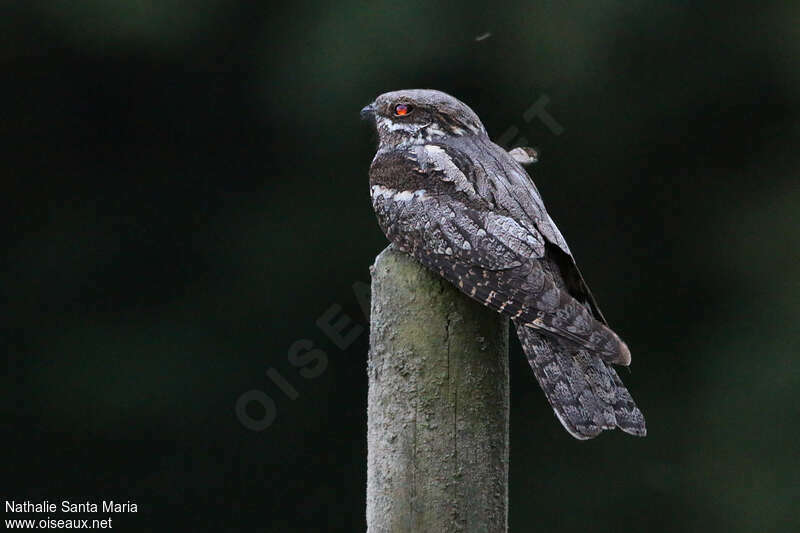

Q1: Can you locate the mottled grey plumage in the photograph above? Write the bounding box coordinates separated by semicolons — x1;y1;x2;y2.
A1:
361;89;645;439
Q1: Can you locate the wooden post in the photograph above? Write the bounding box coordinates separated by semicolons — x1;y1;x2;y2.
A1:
367;246;509;532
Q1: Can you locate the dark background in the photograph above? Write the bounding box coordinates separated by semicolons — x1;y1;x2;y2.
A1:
3;1;798;531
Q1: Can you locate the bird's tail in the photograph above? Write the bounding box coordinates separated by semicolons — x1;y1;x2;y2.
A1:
515;321;646;439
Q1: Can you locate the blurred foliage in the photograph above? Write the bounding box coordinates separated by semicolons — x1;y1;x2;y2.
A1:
2;1;799;531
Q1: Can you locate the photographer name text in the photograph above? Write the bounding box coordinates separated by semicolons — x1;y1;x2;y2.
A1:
6;501;137;514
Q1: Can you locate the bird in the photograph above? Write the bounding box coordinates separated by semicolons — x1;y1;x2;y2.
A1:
361;89;646;439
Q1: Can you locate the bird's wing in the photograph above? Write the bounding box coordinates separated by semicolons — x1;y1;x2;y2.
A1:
369;149;629;365
452;137;609;324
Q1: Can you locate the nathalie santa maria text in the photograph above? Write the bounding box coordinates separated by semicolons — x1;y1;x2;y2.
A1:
6;501;138;513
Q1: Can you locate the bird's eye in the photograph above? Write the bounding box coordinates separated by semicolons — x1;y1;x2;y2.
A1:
394;104;412;117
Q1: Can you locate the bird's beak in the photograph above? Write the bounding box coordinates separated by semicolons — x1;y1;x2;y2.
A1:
360;103;376;122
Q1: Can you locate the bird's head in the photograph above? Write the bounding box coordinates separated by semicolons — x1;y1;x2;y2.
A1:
360;89;487;148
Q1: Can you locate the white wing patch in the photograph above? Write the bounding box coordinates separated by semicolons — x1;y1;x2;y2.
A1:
370;185;429;202
422;145;478;198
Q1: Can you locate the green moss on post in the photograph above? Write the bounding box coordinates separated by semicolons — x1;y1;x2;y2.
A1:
367;246;509;533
